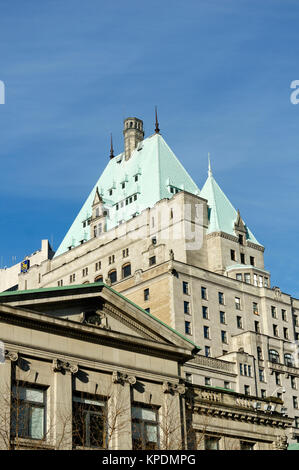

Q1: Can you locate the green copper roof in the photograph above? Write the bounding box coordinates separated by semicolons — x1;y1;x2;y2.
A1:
200;169;261;245
55;134;200;257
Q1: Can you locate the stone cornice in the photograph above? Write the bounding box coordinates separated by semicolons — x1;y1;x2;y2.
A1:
207;231;264;252
0;304;192;363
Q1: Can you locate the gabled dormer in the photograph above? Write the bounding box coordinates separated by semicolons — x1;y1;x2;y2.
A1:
91;187;108;238
234;210;248;246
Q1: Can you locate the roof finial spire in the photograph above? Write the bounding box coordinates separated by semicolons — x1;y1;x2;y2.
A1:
155;106;160;134
208;152;212;177
109;133;114;160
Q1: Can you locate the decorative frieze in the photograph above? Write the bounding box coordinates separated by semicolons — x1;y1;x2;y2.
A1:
112;370;136;386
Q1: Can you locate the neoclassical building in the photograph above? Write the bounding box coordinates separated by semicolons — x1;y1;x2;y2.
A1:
0;284;292;450
1;115;298;447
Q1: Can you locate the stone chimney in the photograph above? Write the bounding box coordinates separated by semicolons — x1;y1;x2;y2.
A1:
123;117;144;160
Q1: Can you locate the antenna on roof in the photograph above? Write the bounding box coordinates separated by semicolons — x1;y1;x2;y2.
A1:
110;133;115;159
208;152;212;177
154;106;160;134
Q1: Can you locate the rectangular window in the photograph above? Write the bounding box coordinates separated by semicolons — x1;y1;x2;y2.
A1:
244;273;251;284
250;256;255;266
184;301;190;315
235;297;241;310
82;267;88;277
109;255;115;264
253;302;259;315
132;405;159;450
230;250;236;261
259;276;263;287
271;306;277;318
293;397;298;409
95;261;101;271
291;376;297;390
218;292;224;305
261;389;266;398
221;330;227;343
240;441;255;450
205;377;211;386
202;306;209;319
73;393;106;448
11;385;46;440
238;234;244;245
70;273;76;283
240;253;245;264
220;311;226;324
273;324;279;337
182;281;189;295
224;381;230;390
253;274;258;286
57;280;63;287
205;436;219;450
203;325;210;339
259;369;265;382
201;287;207;300
283;327;289;340
255;321;260;333
244;385;250;396
144;288;149;301
275;372;281;386
264;277;269;287
236;273;242;281
149;256;156;266
185;321;192;335
123;248;129;258
205;346;211;357
237;316;243;329
282;309;287;321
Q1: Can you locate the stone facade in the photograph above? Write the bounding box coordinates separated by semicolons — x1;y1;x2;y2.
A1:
1;116;298;447
0;285;291;450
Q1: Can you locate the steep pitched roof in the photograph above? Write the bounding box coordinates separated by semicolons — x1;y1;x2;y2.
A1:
200;169;261;245
55;134;200;257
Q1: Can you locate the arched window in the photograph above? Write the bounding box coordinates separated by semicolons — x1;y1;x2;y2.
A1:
284;353;294;367
122;263;131;279
257;346;263;360
94;275;103;283
108;269;117;284
269;349;280;364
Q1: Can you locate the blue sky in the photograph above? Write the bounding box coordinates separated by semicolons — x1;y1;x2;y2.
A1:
0;0;299;296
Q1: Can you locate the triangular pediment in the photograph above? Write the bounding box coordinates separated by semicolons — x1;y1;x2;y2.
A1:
0;284;198;356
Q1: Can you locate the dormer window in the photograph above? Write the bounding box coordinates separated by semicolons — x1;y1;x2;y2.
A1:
121;182;125;189
238;234;244;245
135;175;139;182
109;189;113;196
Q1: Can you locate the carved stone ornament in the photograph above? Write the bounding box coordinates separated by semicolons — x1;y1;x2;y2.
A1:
52;358;78;374
162;381;186;395
169;249;175;261
112;370;136;386
5;350;18;362
272;435;288;450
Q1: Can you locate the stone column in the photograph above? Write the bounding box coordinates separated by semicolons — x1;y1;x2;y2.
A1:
52;359;78;450
160;381;185;450
109;370;136;450
0;351;18;450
